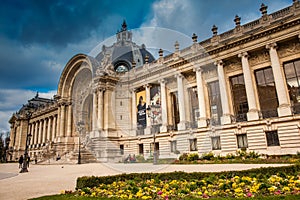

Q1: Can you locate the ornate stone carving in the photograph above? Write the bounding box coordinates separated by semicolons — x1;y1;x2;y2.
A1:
203;69;217;80
278;41;300;58
224;57;242;73
166;78;177;90
249;50;270;65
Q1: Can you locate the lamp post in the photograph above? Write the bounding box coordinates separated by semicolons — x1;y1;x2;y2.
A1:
77;121;84;164
146;105;158;165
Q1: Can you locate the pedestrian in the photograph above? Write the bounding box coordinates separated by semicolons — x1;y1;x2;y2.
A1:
27;156;30;168
34;156;37;164
18;155;23;168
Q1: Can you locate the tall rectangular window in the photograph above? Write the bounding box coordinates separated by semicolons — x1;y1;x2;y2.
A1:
255;67;278;118
188;87;199;128
207;81;222;126
189;139;197;151
265;130;280;146
171;92;180;130
230;74;248;122
120;144;124;155
170;141;177;153
138;144;144;155
236;134;248;148
284;59;300;113
211;136;221;150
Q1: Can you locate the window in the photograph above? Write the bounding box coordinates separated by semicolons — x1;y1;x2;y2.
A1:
189;138;197;151
230;74;248;122
170;141;177;153
284;60;300;113
265;131;280;146
171;92;180;130
120;144;124;155
138;144;144;155
236;134;248;148
211;136;221;150
255;67;278;118
188;87;199;128
207;81;222;125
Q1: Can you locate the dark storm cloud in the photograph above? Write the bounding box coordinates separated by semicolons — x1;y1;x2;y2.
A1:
0;0;154;48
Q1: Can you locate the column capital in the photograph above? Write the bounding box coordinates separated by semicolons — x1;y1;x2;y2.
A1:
193;66;203;73
143;84;151;89
129;88;136;93
158;79;167;84
174;73;184;79
214;60;223;66
238;52;249;58
266;42;277;50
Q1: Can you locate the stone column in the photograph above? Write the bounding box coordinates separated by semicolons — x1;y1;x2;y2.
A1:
57;107;61;139
30;123;35;145
131;89;137;130
159;79;168;132
52;116;57;140
35;122;39;145
66;103;72;137
266;43;292;116
175;73;186;130
92;91;98;132
42;119;47;144
47;117;52;141
97;89;104;131
216;60;232;124
194;66;207;127
145;84;152;134
238;52;260;121
38;120;43;145
60;103;65;137
103;86;116;131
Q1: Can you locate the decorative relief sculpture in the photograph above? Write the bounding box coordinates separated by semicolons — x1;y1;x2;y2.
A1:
249;51;270;65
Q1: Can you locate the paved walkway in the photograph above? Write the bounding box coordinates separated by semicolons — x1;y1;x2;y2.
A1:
0;163;290;200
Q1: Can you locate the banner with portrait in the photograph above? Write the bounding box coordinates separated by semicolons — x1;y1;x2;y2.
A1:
136;90;146;127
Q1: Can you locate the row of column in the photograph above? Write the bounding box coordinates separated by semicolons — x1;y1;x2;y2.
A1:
29;115;58;146
92;87;116;133
130;42;291;132
208;42;291;125
57;102;73;138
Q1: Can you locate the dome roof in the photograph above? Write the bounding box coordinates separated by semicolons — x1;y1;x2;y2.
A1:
95;21;155;73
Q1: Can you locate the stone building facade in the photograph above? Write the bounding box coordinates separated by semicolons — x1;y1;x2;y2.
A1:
8;1;300;163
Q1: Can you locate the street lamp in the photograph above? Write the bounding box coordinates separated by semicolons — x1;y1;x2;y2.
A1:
77;121;84;164
146;105;158;165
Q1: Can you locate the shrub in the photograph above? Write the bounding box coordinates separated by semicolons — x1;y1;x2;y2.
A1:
187;153;199;161
201;152;215;160
179;153;188;161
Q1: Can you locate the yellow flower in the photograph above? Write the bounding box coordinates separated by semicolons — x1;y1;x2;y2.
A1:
232;182;237;189
60;190;65;194
282;186;290;193
268;186;277;193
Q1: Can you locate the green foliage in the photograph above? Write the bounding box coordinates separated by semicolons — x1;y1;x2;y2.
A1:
76;164;300;189
187;153;199;161
179;153;189;161
201;152;215;160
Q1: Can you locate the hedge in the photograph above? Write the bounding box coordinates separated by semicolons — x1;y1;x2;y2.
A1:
76;164;300;189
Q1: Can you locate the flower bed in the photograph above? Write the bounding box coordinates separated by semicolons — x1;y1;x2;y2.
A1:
73;165;300;199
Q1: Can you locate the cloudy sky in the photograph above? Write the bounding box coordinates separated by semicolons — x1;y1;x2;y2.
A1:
0;0;292;133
